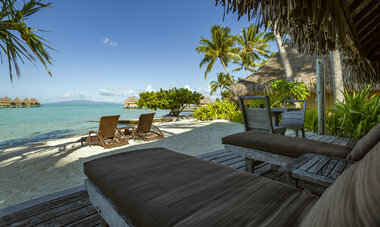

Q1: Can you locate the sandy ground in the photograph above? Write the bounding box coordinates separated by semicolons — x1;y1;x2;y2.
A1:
0;119;243;210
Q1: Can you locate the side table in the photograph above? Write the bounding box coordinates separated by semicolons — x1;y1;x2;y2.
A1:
284;153;355;194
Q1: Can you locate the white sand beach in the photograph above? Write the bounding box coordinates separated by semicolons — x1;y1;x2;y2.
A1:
0;119;243;210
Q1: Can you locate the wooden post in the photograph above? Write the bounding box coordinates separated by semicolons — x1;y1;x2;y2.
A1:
316;59;325;135
330;50;344;103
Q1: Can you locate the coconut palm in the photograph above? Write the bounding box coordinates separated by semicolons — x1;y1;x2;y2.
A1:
0;0;53;81
210;72;231;96
238;25;274;60
196;25;239;82
233;52;256;77
273;22;293;81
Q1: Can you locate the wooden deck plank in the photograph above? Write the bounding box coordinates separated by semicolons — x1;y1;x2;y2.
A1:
0;191;88;226
9;198;92;226
35;204;98;226
217;156;245;166
64;213;101;227
209;154;241;163
201;152;233;161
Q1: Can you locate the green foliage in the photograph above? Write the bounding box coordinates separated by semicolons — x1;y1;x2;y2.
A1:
138;88;203;117
247;95;282;108
194;100;242;123
1;0;53;81
195;25;239;81
210;72;231;96
304;108;318;133
326;87;380;138
270;79;310;101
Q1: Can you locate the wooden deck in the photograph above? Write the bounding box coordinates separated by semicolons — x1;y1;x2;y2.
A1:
0;132;357;227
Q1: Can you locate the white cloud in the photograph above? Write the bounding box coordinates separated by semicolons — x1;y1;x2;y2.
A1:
102;37;119;47
184;84;193;91
146;85;154;92
63;91;87;100
99;88;134;97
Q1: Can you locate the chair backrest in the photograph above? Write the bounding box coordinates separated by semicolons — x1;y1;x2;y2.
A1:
137;113;155;133
280;100;306;128
98;115;120;139
238;96;274;133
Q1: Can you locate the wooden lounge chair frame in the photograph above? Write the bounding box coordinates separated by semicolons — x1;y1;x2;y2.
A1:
88;115;129;149
239;96;286;135
133;113;164;142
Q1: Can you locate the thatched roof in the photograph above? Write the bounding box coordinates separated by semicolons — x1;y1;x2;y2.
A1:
30;98;40;104
13;97;21;103
23;98;30;103
3;96;11;101
216;0;380;83
231;46;380;97
124;96;138;104
200;97;213;104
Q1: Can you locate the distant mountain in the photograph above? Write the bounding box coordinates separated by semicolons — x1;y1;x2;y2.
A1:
45;99;119;105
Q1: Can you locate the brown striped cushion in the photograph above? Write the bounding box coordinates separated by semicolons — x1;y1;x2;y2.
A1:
301;142;380;226
84;147;317;226
222;131;352;159
346;123;380;161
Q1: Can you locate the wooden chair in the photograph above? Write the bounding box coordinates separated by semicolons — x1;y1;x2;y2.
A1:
279;100;306;137
88;115;129;149
132;113;164;142
238;96;286;135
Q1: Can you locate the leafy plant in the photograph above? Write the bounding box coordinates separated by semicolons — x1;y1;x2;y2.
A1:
304;108;318;133
326;87;380;138
210;72;232;97
270;79;310;101
246;95;282;108
138;88;203;117
194;100;242;123
1;0;54;81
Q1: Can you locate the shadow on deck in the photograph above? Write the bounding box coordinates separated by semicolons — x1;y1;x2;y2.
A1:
0;132;357;226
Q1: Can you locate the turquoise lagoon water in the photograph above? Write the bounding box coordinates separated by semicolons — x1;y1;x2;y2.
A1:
0;104;172;149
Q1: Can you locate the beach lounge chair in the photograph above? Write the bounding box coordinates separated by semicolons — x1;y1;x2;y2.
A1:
88;115;129;149
129;113;164;142
222;123;380;170
279;100;306;137
84;142;380;226
239;96;286;135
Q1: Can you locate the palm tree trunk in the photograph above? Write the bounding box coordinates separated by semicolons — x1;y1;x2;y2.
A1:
273;22;293;81
330;50;344;103
219;58;233;82
245;68;249;77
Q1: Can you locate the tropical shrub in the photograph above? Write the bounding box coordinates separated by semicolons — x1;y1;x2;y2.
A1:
304;108;318;133
194;100;242;123
138;88;203;117
326;87;380;138
269;79;310;103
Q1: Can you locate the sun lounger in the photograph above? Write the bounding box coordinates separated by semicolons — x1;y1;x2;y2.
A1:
222;123;380;169
128;113;164;142
88;115;129;149
84;144;380;226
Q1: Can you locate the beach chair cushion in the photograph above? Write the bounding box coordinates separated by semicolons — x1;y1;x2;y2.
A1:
300;141;380;226
346;123;380;161
84;147;317;226
222;131;352;159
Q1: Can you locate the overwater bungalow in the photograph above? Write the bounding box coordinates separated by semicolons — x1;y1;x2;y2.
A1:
22;98;31;107
30;98;40;107
123;96;139;109
231;46;380;108
12;97;22;108
1;96;12;108
198;97;213;108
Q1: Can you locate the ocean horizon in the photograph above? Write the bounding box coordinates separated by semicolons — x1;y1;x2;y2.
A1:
0;104;174;149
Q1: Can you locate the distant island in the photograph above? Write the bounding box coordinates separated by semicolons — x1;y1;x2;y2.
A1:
45;99;119;105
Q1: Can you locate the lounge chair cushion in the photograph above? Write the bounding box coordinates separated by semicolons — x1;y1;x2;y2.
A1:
84;148;317;226
222;131;352;159
346;123;380;161
300;141;380;226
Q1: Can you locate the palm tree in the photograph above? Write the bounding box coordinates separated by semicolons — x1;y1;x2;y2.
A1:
233;52;256;77
330;49;344;102
196;25;239;82
238;25;274;61
210;72;231;97
0;0;53;81
273;22;293;81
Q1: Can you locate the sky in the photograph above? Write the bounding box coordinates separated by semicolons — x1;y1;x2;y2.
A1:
0;0;278;103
